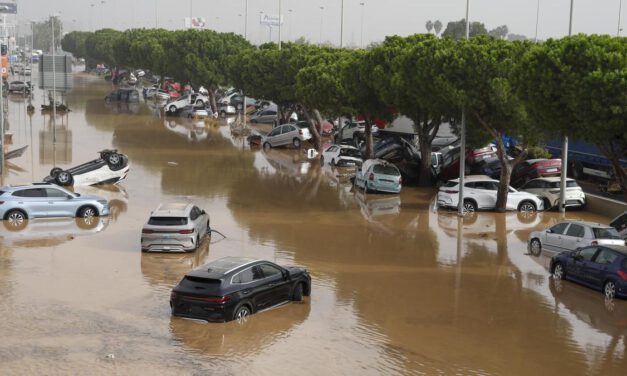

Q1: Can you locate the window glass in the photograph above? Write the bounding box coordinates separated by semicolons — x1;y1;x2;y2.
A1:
13;188;45;198
281;125;294;134
147;217;188;226
326;145;338;153
259;264;283;279
550;222;569;235
189;207;199;221
268;111;277;116
566;224;585;238
373;164;400;176
232;268;254;284
577;247;598;261
46;188;68;198
464;182;476;189
268;128;280;137
443;181;458;188
595;249;618;265
592;227;621;240
610;213;627;230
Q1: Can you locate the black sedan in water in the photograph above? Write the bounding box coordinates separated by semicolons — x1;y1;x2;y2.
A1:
170;256;311;322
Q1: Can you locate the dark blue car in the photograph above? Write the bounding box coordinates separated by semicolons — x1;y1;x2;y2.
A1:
550;245;627;299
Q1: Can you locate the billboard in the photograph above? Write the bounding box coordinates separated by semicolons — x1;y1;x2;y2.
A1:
184;17;206;29
260;14;283;27
38;55;73;91
0;2;17;14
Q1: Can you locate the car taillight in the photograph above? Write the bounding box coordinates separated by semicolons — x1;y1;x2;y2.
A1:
369;173;374;181
170;292;177;300
142;229;154;234
0;201;4;205
299;129;303;135
443;190;458;194
202;295;231;304
617;271;627;281
591;240;598;245
179;229;194;234
399;177;402;185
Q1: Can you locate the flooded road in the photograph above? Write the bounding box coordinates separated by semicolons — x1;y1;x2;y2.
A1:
1;72;626;375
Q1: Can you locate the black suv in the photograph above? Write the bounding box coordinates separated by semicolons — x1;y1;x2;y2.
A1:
170;257;311;322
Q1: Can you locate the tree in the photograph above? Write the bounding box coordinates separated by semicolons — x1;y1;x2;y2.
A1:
517;35;627;200
433;20;443;36
33;16;63;52
370;34;457;186
439;37;538;211
488;25;509;40
84;29;122;67
425;20;433;34
507;34;528;41
61;31;90;63
441;19;487;39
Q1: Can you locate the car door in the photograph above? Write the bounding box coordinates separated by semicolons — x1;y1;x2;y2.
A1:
12;188;50;218
231;266;266;309
323;145;338;162
563;223;586;251
281;125;295;145
544;222;569;251
266;127;281;146
585;248;618;289
256;263;291;307
569;246;600;284
45;188;75;217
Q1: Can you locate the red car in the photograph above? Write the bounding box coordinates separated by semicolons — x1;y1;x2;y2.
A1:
511;158;562;187
438;145;498;181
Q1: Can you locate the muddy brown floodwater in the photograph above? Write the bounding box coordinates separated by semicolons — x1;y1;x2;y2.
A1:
1;72;626;375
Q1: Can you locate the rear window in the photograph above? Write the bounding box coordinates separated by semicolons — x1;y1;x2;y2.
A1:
373;164;400;176
592;227;622;240
148;217;188;226
340;148;360;158
183;276;221;285
548;181;579;189
443;181;458;188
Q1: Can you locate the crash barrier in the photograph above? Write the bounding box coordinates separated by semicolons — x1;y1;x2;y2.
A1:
585;194;627;219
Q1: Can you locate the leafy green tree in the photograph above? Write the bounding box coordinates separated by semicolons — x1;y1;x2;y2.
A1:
517;35;627;200
369;34;457;185
426;20;433;34
441;19;487;39
439;37;538;211
33;16;63;52
84;29;122;67
61;31;91;65
433;20;443;36
488;25;509;39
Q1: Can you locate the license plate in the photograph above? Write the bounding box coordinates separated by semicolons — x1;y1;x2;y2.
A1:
546;168;557;173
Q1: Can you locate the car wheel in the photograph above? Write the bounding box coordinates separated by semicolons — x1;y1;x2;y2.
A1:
106;152;122;167
530;238;542;256
49;167;62;178
320;156;325;166
263;142;271;151
195;234;200;249
462;200;476;214
331;158;336;166
220;110;227;118
233;304;251;321
293;138;301;149
4;210;27;231
78;206;98;219
542;198;551;211
518;201;537;213
55;170;74;186
553;262;565;280
169;105;177;113
195;100;203;105
292;283;304;302
604;281;616;299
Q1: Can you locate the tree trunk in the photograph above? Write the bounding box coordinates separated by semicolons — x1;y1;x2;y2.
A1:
299;105;323;153
494;134;512;212
364;118;374;159
597;142;627;202
417;133;433;186
208;91;217;114
312;109;325;154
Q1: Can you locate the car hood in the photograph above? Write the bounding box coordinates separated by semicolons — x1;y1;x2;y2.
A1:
76;194;107;202
286;266;308;278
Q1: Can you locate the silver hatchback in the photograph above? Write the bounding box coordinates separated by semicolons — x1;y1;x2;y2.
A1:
0;183;109;228
141;203;210;252
262;122;312;150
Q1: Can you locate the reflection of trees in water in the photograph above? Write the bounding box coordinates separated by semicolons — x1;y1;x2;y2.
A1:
0;246;14;300
140;240;210;289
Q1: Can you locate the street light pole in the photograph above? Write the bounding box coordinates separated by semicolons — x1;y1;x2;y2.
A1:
534;0;540;42
457;0;470;216
189;0;192;29
619;0;623;36
559;0;574;213
359;2;365;48
319;6;324;46
340;0;344;47
51;15;57;143
278;0;282;50
155;0;158;28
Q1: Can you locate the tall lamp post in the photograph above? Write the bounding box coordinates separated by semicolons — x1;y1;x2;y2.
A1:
559;0;574;213
619;0;623;36
319;6;324;45
51;14;57;143
359;2;365;48
278;0;282;50
534;0;540;42
340;0;344;47
457;0;470;216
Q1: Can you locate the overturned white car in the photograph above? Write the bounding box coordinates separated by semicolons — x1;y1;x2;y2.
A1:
44;150;130;187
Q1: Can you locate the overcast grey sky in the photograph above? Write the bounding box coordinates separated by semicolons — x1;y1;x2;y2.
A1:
18;0;626;45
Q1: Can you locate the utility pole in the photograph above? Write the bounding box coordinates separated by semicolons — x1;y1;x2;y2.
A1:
457;0;470;216
340;0;344;47
619;0;623;36
559;0;574;213
51;15;57;143
278;0;282;50
534;0;540;42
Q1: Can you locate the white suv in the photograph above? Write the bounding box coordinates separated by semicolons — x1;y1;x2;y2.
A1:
164;93;209;113
437;175;544;213
519;177;586;210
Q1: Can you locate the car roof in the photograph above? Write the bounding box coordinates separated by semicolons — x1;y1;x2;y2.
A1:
524;158;547;164
601;245;627;255
448;175;496;183
188;256;261;279
152;203;193;217
559;220;613;228
530;177;574;182
1;183;60;192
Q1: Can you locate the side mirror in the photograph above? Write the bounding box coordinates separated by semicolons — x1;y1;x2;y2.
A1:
201;210;206;215
282;269;290;280
546;229;552;233
66;195;74;199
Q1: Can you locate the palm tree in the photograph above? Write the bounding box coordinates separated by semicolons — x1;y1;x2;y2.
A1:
425;20;433;34
433;20;443;36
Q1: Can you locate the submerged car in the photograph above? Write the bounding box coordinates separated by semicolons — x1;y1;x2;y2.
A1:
43;150;130;187
511;158;562;187
550;245;627;299
262;122;312;150
528;221;625;256
519;177;586;210
354;159;402;194
437;175;543;213
610;211;627;240
0;183;109;226
178;104;211;119
218;103;237;118
104;88;139;103
321;144;363;167
8;81;31;94
141;203;210;252
170;256;311;322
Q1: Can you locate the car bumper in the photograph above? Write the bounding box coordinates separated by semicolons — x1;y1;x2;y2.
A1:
141;235;197;252
170;299;235;322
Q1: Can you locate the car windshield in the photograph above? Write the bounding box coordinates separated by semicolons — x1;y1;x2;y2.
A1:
442;181;458;188
148;217;188;226
592;227;622;239
373;164;400;176
548;181;579;188
340;148;360;158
